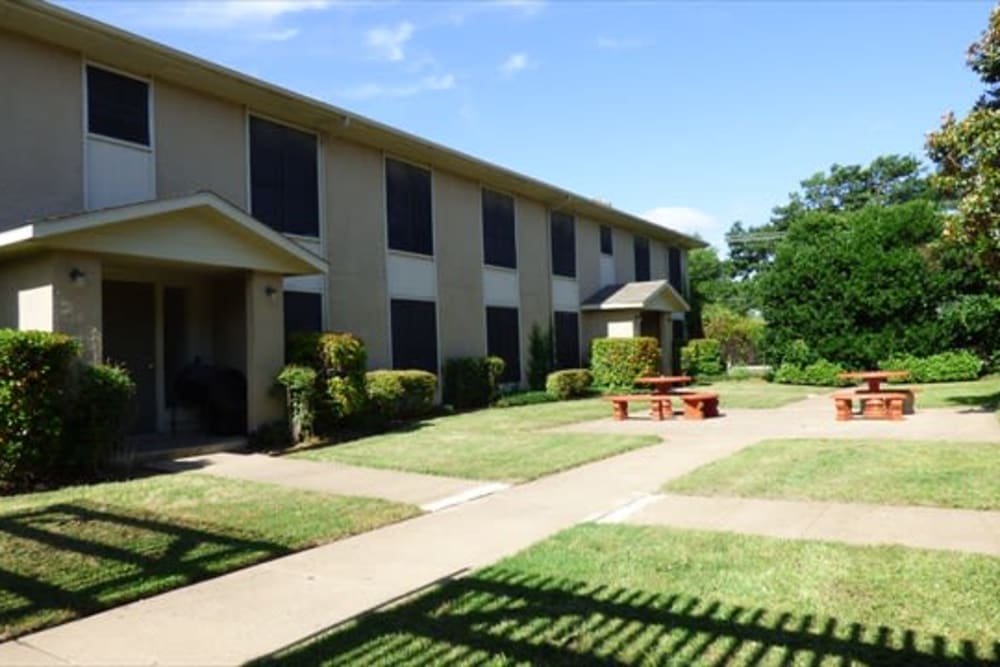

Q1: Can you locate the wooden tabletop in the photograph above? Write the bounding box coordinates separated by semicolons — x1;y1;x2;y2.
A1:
837;371;910;381
635;375;693;386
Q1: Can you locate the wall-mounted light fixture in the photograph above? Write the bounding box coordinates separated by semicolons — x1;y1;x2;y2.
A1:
69;268;86;286
264;285;278;301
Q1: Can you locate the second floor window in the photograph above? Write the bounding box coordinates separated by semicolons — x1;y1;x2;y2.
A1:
87;65;149;146
387;158;433;255
634;236;650;281
600;225;613;255
668;247;684;292
482;189;516;269
550;211;576;278
249;116;319;236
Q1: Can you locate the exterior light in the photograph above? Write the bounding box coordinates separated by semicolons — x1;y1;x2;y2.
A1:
69;268;86;286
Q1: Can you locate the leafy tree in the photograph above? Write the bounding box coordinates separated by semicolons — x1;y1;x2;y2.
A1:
926;6;1000;274
702;304;765;367
758;201;950;368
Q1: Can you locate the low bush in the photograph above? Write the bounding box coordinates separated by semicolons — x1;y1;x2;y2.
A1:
680;338;724;378
442;356;505;410
545;368;593;400
277;365;318;443
590;337;660;388
773;359;852;386
880;351;983;383
283;332;368;431
64;363;136;470
493;390;558;408
526;323;554;390
0;330;81;485
366;370;437;421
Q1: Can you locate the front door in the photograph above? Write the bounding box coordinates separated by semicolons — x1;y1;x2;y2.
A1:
103;281;157;433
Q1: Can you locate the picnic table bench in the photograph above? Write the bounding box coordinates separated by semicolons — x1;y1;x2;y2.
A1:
832;391;907;421
605;391;720;421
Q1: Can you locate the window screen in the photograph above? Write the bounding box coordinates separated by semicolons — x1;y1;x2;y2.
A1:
486;306;521;383
668;247;684;292
86;65;149;146
249;116;319;236
482;189;516;269
550;212;576;278
553;311;580;369
600;225;613;255
391;299;438;373
284;291;322;338
634;236;650;281
387;158;433;255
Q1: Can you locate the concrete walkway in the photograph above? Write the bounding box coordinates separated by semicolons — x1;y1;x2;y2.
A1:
2;398;997;665
149;453;509;512
612;493;1000;556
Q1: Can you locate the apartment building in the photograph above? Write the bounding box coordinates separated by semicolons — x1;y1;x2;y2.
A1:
0;0;703;438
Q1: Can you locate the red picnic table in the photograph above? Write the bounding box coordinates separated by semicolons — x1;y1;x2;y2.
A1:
634;375;693;395
837;370;910;392
834;370;914;420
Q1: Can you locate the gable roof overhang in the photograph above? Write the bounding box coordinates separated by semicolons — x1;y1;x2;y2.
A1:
0;192;328;276
0;0;706;251
581;280;690;313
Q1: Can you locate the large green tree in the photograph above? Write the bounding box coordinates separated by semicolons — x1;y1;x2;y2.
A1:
926;6;1000;274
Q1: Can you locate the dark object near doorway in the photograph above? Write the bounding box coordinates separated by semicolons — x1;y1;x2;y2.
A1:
174;360;248;435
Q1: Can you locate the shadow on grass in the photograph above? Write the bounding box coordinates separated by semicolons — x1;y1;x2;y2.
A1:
0;501;288;639
944;391;1000;413
256;568;999;666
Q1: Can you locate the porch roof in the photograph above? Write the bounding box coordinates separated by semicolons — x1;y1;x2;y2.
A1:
581;280;690;313
0;192;327;276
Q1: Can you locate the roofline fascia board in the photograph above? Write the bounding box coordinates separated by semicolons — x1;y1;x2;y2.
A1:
7;0;705;250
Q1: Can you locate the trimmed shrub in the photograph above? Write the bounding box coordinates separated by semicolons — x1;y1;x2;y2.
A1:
773;359;851;386
0;330;80;485
442;356;505;410
366;370;437;421
880;351;983;383
680;338;724;378
64;363;136;471
590;337;660;388
277;364;318;443
527;323;554;390
493;390;557;408
545;369;593;400
283;332;368;430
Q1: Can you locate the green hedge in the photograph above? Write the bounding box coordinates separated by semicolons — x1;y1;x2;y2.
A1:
442;356;505;410
366;370;437;421
65;363;136;471
589;337;660;388
284;332;368;431
772;359;852;386
879;351;983;383
545;369;593;400
680;338;724;378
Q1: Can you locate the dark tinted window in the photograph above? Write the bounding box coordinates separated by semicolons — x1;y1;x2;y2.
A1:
553;311;580;369
387;158;433;255
391;299;438;373
87;65;149;146
482;189;516;269
600;225;613;255
486;306;521;383
550;212;576;278
284;291;322;338
668;247;684;292
634;236;650;281
250;116;319;236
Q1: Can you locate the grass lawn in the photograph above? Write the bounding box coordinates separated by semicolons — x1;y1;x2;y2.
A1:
698;379;825;409
664;438;1000;510
258;524;1000;666
0;473;417;640
905;374;1000;410
292;399;659;482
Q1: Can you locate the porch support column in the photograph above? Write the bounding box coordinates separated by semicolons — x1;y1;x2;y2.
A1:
661;312;674;374
245;271;285;431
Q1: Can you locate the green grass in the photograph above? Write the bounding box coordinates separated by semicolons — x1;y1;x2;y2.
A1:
665;438;1000;510
904;374;1000;410
0;473;417;640
292;399;659;482
697;379;825;408
259;524;1000;666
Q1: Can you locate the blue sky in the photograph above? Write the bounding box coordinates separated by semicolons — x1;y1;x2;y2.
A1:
61;0;992;251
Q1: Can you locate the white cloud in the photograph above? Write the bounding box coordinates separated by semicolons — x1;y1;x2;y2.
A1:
641;206;719;237
493;0;545;16
256;27;300;41
596;36;647;50
125;0;331;30
338;74;456;100
499;52;531;76
366;22;415;62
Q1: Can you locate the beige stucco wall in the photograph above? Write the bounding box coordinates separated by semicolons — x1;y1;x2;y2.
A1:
650;239;666;281
245;271;284;428
435;170;486;360
51;252;103;363
0;31;83;231
155;80;247;207
0;254;56;331
576;216;601;307
324;137;391;367
516;198;552;379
